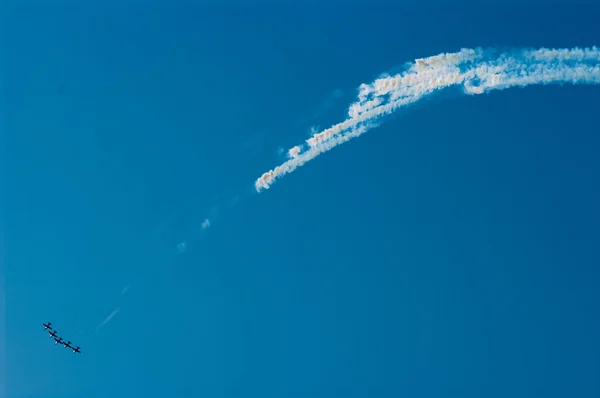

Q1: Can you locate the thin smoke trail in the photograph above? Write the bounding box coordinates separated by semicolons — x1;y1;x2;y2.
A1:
95;308;120;333
254;46;600;192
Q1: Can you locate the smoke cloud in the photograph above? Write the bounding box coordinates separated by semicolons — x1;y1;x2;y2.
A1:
255;46;600;192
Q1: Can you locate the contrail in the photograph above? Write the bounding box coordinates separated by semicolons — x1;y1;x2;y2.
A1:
95;308;120;333
254;46;600;192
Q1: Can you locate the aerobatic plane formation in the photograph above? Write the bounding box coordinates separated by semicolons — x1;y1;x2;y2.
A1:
42;322;81;354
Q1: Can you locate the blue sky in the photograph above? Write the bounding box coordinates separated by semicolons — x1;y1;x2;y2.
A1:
3;1;600;397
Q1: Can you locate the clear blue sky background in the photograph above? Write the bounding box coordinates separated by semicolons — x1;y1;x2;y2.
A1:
3;1;600;397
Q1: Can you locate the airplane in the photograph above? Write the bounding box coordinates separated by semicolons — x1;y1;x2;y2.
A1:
48;330;58;338
62;341;73;349
43;322;52;330
72;346;81;354
54;337;64;345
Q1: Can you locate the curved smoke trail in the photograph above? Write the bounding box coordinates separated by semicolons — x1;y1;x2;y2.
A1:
254;46;600;192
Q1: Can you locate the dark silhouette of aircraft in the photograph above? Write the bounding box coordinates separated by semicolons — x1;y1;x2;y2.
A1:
43;322;82;354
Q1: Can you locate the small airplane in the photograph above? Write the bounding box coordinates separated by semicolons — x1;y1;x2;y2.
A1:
72;346;81;354
54;337;64;345
43;322;52;330
63;341;73;349
48;330;58;338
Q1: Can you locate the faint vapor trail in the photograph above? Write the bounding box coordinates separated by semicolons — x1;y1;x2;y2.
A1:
95;308;120;333
254;46;600;192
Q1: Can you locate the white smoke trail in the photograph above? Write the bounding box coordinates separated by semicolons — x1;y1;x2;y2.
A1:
94;308;120;333
254;46;600;192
